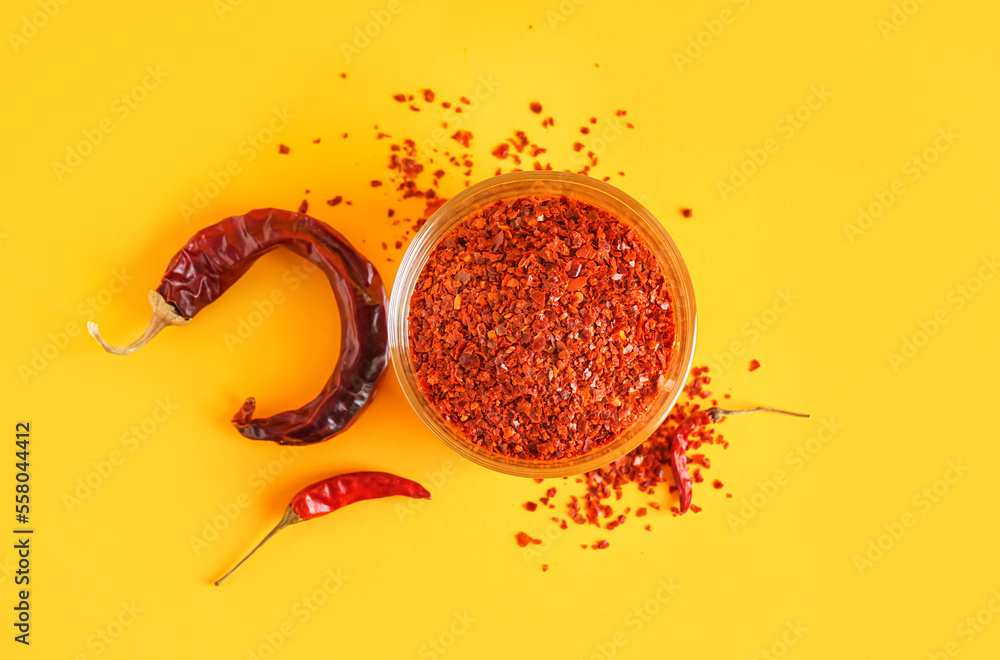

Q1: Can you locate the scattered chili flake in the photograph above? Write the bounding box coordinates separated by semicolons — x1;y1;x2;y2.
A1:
381;242;388;250
749;359;761;372
423;89;435;102
592;540;609;550
326;196;343;206
298;199;308;213
313;138;321;144
409;105;421;112
681;208;692;218
572;142;585;152
529;102;542;114
459;96;471;105
635;507;648;517
644;524;651;531
491;143;510;160
713;480;724;489
279;144;290;154
580;127;590;134
615;110;627;117
524;501;538;512
541;564;549;572
541;116;554;128
395;240;403;249
408;195;676;462
370;180;383;188
589;117;597;124
393;93;406;102
451;130;473;148
690;504;702;513
515;532;542;547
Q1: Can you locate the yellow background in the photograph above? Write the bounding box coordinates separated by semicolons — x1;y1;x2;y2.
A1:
2;0;999;658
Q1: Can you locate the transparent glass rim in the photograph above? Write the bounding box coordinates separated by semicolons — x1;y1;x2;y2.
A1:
388;171;697;478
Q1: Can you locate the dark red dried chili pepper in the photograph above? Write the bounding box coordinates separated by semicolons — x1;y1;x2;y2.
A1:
215;471;430;585
672;406;809;515
88;208;389;446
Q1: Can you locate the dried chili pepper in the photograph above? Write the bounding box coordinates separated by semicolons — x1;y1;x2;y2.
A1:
215;471;430;585
672;406;809;514
88;208;389;446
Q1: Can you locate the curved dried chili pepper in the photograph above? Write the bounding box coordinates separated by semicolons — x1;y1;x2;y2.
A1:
88;208;389;446
214;471;431;585
672;406;809;515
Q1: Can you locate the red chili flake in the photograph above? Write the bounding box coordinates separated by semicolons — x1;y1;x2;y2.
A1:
515;532;541;547
326;196;342;206
339;73;347;79
541;564;549;572
376;132;392;140
441;101;452;109
459;96;471;105
342;133;348;139
713;480;724;489
409;105;421;112
278;144;290;154
393;93;406;102
625;122;635;129
524;501;538;512
313;138;321;144
491;143;510;160
572;142;585;152
395;240;403;249
644;524;651;531
529;102;542;114
749;359;761;371
298;199;308;213
541;116;554;128
726;493;733;498
371;180;383;187
305;189;310;194
423;89;435;102
408;195;676;462
580;127;590;134
381;242;388;250
681;208;692;218
451;130;473;148
615;110;627;116
589;117;597;124
546;487;557;498
592;540;609;550
690;504;702;513
635;507;648;517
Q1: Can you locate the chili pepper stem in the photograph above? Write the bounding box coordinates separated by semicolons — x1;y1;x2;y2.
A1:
214;507;303;586
88;290;190;356
705;406;809;423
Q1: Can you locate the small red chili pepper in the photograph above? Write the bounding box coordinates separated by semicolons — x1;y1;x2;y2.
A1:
672;406;809;515
215;471;431;585
88;208;389;446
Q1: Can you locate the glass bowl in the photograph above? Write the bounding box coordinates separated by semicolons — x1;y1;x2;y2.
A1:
388;171;696;477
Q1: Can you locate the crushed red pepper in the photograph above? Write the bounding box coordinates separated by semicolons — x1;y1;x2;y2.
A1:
681;208;692;218
529;102;542;114
279;144;290;154
749;359;761;371
408;195;676;461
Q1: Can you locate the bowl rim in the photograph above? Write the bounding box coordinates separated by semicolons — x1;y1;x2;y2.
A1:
388;171;697;477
